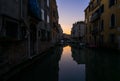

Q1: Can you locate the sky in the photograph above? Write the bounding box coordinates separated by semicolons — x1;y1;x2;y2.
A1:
56;0;89;34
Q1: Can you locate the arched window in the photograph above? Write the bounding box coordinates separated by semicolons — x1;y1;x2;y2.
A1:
109;0;115;7
110;14;115;28
100;20;104;31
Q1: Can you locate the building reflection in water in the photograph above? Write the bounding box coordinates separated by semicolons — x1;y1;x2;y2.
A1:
86;49;120;81
71;45;120;81
8;46;63;81
59;46;85;81
8;45;120;81
71;46;86;64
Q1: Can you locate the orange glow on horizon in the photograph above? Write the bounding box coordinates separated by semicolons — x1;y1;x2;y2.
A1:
61;24;71;35
63;46;71;55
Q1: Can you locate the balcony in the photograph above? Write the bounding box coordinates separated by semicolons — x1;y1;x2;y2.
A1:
90;10;100;22
90;4;104;22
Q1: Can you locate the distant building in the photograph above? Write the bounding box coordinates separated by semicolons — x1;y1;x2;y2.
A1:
71;21;86;43
84;0;120;49
57;24;63;40
63;34;71;39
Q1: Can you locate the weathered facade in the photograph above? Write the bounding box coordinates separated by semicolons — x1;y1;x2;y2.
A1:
85;0;120;49
57;24;63;41
0;0;60;76
28;0;52;58
0;0;28;65
50;0;59;44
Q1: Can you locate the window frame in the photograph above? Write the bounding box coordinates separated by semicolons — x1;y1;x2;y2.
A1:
110;14;116;28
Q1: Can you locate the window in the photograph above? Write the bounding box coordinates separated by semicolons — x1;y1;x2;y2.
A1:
85;18;87;23
97;0;100;4
88;6;90;12
41;9;44;21
109;0;115;7
109;34;115;43
100;20;104;31
89;26;92;33
91;3;93;9
47;0;49;7
89;16;91;22
110;14;115;28
21;0;26;18
99;35;104;44
100;5;104;13
41;29;46;41
47;15;49;23
5;20;18;39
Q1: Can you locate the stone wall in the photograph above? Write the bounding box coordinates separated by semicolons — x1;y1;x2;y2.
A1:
0;40;28;66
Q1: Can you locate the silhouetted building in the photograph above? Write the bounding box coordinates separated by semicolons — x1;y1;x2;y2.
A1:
0;0;60;77
85;0;120;49
0;0;28;65
50;0;60;44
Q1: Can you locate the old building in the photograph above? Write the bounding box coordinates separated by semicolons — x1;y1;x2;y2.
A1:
50;0;59;44
28;0;53;58
57;24;63;41
71;21;86;43
0;0;28;65
0;0;60;76
85;0;120;49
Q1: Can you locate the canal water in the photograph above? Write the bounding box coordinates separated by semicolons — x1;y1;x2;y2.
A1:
8;45;120;81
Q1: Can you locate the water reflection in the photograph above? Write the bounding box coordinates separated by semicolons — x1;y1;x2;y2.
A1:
86;49;120;81
71;46;86;64
59;46;85;81
8;46;63;81
8;45;120;81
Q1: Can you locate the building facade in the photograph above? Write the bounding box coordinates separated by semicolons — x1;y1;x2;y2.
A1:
71;21;86;43
57;24;63;41
50;0;59;44
28;0;53;58
85;0;120;49
0;0;60;72
0;0;29;65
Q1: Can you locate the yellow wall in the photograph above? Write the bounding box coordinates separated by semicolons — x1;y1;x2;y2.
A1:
85;0;120;49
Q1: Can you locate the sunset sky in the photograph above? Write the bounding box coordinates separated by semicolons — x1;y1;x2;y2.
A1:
57;0;89;34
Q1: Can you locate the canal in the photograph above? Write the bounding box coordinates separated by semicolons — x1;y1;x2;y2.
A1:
8;45;120;81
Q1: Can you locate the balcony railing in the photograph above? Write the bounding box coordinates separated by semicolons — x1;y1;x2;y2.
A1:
90;4;104;22
90;12;100;22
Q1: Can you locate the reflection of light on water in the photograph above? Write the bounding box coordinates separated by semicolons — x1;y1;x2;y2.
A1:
63;46;71;55
60;46;72;65
59;46;85;81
